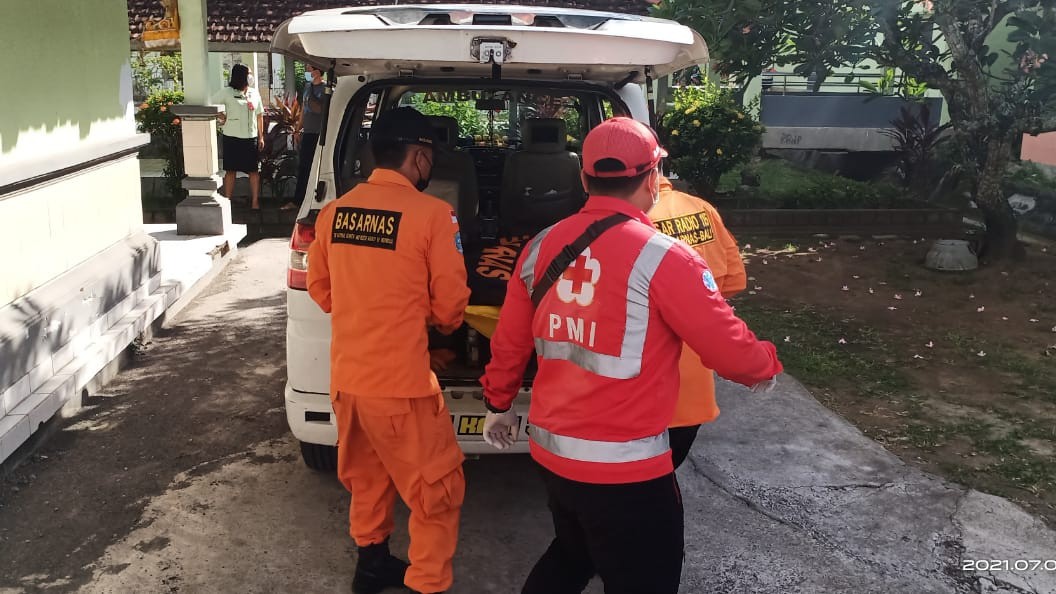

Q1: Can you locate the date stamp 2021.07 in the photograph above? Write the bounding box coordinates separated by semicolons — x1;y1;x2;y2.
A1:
962;559;1056;572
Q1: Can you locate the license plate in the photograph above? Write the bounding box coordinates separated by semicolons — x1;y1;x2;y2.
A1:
451;414;526;437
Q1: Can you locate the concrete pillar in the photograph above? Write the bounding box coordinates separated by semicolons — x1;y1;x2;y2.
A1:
178;0;210;104
284;55;297;102
174;0;231;236
208;52;225;98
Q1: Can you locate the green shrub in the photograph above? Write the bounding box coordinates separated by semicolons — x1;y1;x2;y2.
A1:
661;83;763;194
719;159;906;208
135;90;185;205
1005;160;1056;198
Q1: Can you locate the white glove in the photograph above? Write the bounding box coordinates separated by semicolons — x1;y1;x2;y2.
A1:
483;410;520;450
750;377;778;393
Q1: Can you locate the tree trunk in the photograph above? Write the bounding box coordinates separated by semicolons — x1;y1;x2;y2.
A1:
973;140;1020;261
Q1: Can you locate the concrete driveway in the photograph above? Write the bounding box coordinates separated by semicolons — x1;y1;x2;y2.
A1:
0;239;1053;594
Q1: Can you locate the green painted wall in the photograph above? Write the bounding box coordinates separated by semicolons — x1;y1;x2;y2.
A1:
0;0;132;155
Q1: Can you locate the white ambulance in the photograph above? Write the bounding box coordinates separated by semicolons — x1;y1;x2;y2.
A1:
273;4;708;470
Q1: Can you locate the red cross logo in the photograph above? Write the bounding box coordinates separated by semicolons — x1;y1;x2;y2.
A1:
556;248;601;306
563;256;594;295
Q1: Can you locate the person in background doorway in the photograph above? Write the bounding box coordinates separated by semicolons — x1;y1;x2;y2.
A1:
214;63;264;209
292;64;329;207
649;176;749;468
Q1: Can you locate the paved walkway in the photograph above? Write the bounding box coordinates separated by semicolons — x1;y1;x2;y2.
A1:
0;239;1053;594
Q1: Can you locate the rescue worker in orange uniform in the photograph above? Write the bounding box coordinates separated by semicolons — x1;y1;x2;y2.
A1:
649;177;748;468
307;107;470;594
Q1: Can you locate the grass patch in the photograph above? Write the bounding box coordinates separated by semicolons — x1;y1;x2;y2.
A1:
943;332;1056;398
734;302;909;398
716;159;905;209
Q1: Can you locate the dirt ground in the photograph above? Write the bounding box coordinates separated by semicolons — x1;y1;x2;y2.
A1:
732;233;1056;525
0;246;291;591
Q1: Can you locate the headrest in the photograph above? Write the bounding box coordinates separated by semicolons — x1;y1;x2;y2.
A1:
524;118;567;153
427;115;460;149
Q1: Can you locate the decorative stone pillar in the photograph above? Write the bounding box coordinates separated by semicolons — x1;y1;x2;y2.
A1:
172;105;229;235
173;0;231;236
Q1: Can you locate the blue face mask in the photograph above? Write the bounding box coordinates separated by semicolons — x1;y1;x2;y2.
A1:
304;71;314;83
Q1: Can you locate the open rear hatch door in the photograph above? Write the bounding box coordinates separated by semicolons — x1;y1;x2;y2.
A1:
271;4;708;83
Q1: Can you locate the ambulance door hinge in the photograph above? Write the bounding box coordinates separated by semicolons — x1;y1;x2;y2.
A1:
397;68;415;78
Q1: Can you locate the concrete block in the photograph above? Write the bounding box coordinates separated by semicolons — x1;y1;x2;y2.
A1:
104;294;135;332
33;374;77;409
27;358;54;393
52;340;76;373
176;194;232;237
72;346;107;389
1;375;30;416
0;414;31;462
10;390;62;433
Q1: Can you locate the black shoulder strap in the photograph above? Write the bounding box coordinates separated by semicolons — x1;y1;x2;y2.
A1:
531;213;631;308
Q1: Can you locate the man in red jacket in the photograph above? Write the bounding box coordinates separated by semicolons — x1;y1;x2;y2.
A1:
479;117;782;594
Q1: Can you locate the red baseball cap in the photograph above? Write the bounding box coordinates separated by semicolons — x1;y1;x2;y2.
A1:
582;117;668;178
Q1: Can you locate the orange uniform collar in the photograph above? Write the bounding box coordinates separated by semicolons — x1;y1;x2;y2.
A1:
367;168;418;190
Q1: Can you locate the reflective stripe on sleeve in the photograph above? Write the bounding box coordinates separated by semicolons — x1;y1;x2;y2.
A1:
531;425;671;464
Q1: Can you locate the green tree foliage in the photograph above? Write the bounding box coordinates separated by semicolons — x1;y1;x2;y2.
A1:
651;0;790;90
782;3;875;91
864;0;1056;259
135;90;185;203
651;0;874;91
661;83;764;194
131;52;183;99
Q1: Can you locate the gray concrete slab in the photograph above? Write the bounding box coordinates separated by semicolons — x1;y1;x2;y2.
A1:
1;239;1054;594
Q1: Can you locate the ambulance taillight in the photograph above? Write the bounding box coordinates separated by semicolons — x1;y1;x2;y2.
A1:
288;221;316;290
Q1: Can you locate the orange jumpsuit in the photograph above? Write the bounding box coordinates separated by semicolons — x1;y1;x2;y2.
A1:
650;177;747;427
307;168;471;593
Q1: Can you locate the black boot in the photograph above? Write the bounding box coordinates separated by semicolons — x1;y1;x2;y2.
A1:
352;540;409;594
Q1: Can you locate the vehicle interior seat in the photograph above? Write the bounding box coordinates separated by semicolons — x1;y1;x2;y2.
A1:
500;118;585;233
424;116;479;230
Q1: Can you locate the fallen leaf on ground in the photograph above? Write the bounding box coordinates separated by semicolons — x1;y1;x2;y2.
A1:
977;351;987;357
925;341;934;348
842;285;850;292
913;355;924;360
914;290;923;297
838;338;848;345
784;336;791;343
894;294;903;300
1030;319;1039;323
888;306;898;311
977;306;986;313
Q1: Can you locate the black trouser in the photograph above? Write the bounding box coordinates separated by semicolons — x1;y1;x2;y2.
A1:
293;132;320;203
522;465;684;594
669;424;701;470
